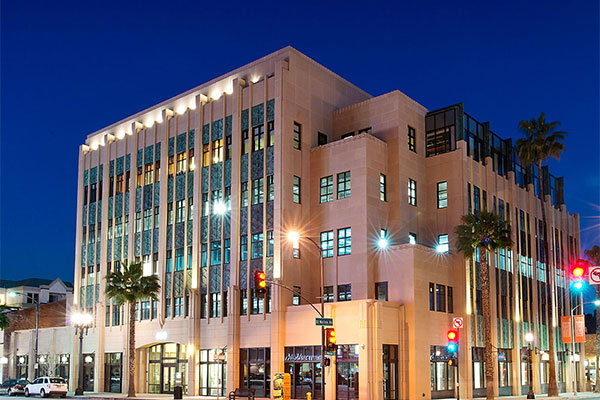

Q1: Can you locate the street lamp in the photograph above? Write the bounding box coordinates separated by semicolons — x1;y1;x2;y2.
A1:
71;311;93;396
525;332;535;399
569;299;600;395
287;231;326;400
8;291;39;378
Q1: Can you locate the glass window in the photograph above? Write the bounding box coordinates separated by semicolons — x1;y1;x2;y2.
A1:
267;231;274;257
293;176;301;204
176;200;185;223
252;178;264;205
318;132;328;145
267;175;274;201
380;174;386;201
429;283;435;311
212;139;223;164
252;125;264;151
292;286;301;305
240;235;248;261
320;231;334;258
242;129;249;155
425;109;455;157
447;286;454;313
225;135;232;160
437;181;448;208
239;348;271;398
320;176;333;203
409;232;417;245
176;152;187;174
144;164;154;185
267;121;275;147
338;227;351;256
251;233;264;259
211;241;221;265
408;126;416;153
337;171;351;199
293;122;301;150
376;282;388;301
224;239;231;264
202;144;209;167
323;286;334;303
383;345;398;399
436;284;446;312
408;179;417;206
338;284;351;301
437;234;449;253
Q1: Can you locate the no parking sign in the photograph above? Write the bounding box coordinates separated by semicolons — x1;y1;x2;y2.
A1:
589;266;600;285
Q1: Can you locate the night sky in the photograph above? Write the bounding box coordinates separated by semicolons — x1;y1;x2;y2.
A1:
1;0;598;286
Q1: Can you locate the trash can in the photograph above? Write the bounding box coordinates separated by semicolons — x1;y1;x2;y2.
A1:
173;385;183;399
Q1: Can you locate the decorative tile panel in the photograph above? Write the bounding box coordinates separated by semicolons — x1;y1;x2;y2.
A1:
202;167;209;193
110;160;114;177
177;133;187;153
87;244;94;266
175;223;185;248
114;240;121;261
80;245;85;266
187;172;193;196
107;239;112;262
224;160;232;186
223;215;231;239
188;130;195;149
201;217;208;243
116;157;124;175
90;167;98;184
176;175;186;201
142;231;151;255
143;185;153;210
82;205;87;226
114;194;123;217
266;257;273;280
240;208;248;235
86;286;93;309
241;109;249;130
225;115;232;136
168;137;175;157
187;224;193;246
108;198;113;219
144;145;154;165
251;151;264;179
135;188;142;212
126;154;131;172
239;261;247;288
212;119;223;141
185;270;192;291
89;203;96;224
165;274;172;298
251;205;263;234
210;215;222;241
267;99;275;122
134;233;141;257
211;163;222;190
99;165;103;180
95;284;99;304
251;103;264;127
123;236;128;259
166;225;173;249
155;142;161;161
154;183;160;206
266;147;274;175
168;177;174;201
97;200;102;222
153;228;159;252
174;271;184;297
209;266;221;293
137;149;142;167
223;263;230;289
84;170;88;186
124;192;129;211
96;242;101;264
266;201;274;230
200;267;208;294
202;124;210;144
240;155;248;183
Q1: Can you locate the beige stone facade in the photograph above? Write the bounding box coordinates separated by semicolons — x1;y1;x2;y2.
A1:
74;47;581;399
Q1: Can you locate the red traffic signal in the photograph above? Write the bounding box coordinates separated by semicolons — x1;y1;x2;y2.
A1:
254;270;267;297
447;329;458;353
325;328;337;352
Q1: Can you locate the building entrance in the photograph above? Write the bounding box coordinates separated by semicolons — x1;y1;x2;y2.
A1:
336;345;359;400
147;343;188;394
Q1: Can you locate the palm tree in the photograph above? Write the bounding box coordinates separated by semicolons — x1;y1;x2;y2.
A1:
585;245;600;392
516;112;566;396
105;261;160;397
456;211;513;400
0;305;10;330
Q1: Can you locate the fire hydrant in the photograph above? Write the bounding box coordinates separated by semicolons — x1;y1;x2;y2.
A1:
307;392;312;400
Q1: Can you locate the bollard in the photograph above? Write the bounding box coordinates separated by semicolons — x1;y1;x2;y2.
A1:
307;392;311;400
173;385;183;400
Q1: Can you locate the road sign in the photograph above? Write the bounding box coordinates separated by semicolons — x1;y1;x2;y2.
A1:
316;317;333;326
324;351;336;356
452;317;464;329
589;266;600;285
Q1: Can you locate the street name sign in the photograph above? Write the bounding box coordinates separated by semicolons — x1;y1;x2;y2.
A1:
316;317;333;326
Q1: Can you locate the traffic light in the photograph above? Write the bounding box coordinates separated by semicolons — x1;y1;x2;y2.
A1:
325;328;337;352
448;358;457;366
571;261;587;291
324;357;331;367
254;270;267;297
447;330;458;353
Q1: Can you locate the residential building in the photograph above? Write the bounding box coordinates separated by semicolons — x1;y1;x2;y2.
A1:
74;47;581;399
0;278;73;309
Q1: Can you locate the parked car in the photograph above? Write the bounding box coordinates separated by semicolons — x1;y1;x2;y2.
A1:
1;379;30;396
24;377;67;398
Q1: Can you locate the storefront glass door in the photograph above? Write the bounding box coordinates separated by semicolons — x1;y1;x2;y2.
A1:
163;365;176;393
147;343;188;394
336;345;359;400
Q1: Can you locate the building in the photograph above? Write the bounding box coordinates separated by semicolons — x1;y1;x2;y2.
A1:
0;278;73;309
74;47;582;399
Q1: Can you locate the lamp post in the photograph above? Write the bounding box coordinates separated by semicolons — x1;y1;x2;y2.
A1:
525;332;535;399
288;231;326;400
8;291;39;379
71;311;93;396
569;299;600;395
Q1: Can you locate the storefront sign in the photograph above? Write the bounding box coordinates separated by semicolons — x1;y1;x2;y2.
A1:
284;353;321;362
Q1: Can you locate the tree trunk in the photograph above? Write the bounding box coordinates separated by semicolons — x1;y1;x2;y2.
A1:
128;302;136;398
595;285;600;392
540;160;559;397
480;248;495;400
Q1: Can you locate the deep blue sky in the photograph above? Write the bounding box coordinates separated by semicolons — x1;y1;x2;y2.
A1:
1;0;598;285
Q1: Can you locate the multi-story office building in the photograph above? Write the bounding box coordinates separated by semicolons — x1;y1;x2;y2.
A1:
74;47;581;399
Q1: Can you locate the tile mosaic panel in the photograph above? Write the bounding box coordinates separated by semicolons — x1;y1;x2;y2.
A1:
135;188;142;212
187;172;193;196
116;157;124;175
134;233;140;257
251;151;264;180
201;217;208;243
266;201;274;230
241;109;249;130
176;133;187;154
251;205;263;234
155;142;161;161
110;160;114;177
210;215;222;241
200;267;208;294
114;194;123;217
211;163;222;190
166;225;173;249
123;236;128;259
154;183;160;206
212;119;223;141
114;239;121;261
240;208;248;235
174;271;184;296
209;266;221;293
143;185;153;210
223;215;231;239
90;167;97;184
84;170;88;186
142;231;151;255
202;124;210;144
240;155;248;183
144;145;154;165
97;200;102;222
187;224;192;246
168;137;175;157
225;115;232;136
107;239;112;262
126;154;130;171
239;261;247;288
223;263;230;289
202;167;209;193
137;149;142;166
266;257;273;280
251;103;264;127
266;147;274;175
82;205;87;226
175;223;185;248
267;99;275;121
165;274;172;298
168;177;174;201
188;130;195;149
224;160;232;186
153;228;159;252
176;175;185;201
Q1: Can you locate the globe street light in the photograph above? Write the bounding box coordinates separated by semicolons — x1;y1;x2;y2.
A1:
525;332;535;399
8;291;39;378
72;311;93;395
